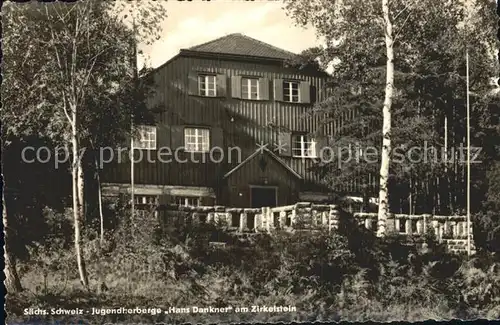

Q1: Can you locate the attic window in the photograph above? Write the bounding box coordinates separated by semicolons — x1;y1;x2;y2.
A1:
283;81;300;103
198;75;216;97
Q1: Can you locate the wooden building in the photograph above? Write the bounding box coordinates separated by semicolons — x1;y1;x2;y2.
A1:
102;33;334;208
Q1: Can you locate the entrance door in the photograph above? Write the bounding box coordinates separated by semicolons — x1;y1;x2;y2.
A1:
251;186;277;208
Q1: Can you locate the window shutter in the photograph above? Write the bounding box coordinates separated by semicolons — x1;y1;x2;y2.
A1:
231;75;242;98
258;77;269;100
216;74;227;97
278;132;292;157
156;124;169;149
310;85;317;103
299;81;311;103
274;79;284;101
171;125;185;150
188;72;199;96
211;127;224;149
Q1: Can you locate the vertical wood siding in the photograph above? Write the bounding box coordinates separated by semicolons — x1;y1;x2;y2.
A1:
102;55;329;204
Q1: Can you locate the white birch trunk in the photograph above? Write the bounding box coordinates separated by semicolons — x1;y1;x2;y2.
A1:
377;0;394;237
71;107;89;288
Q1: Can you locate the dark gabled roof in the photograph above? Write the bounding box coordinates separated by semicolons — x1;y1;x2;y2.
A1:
223;146;302;180
184;33;297;61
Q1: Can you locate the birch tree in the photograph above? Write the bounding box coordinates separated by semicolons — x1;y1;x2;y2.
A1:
377;0;394;236
284;0;398;235
284;0;498;234
3;1;166;288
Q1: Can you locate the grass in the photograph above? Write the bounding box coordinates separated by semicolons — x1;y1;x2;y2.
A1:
8;262;499;324
7;216;500;324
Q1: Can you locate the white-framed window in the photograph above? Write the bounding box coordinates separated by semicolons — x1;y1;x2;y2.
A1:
198;75;216;97
283;81;300;103
292;134;317;158
133;125;156;150
134;195;159;205
241;77;259;100
133;195;159;217
184;127;210;152
175;196;201;207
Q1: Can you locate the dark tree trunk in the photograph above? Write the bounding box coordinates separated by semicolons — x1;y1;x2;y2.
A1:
3;190;23;293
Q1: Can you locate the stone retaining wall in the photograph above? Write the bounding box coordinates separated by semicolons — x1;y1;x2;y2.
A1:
353;212;475;254
140;202;474;254
151;202;341;233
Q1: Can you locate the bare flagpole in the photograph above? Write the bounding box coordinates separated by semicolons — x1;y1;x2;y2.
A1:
466;49;471;257
131;118;135;222
131;17;137;226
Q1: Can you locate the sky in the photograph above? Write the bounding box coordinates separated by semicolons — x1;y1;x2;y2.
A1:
138;1;322;69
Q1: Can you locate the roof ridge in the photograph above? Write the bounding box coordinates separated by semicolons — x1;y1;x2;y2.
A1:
237;33;296;57
186;33;238;51
184;33;297;60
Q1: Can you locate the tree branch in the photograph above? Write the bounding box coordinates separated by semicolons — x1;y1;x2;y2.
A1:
44;5;72;125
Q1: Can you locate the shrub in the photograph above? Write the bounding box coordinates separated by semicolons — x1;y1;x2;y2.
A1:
9;207;500;323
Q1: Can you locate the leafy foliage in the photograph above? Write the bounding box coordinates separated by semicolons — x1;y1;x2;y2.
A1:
284;0;499;215
2;0;167;287
8;209;500;323
474;161;500;253
2;1;164;147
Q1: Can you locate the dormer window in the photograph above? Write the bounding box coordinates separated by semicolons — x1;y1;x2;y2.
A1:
198;75;216;97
